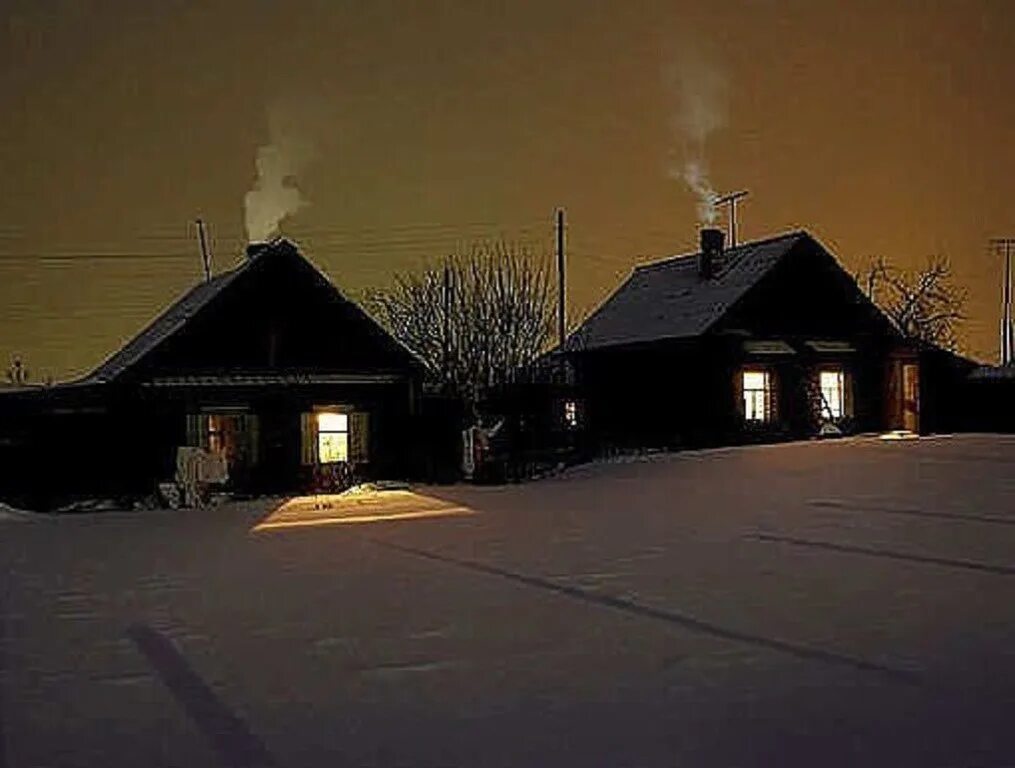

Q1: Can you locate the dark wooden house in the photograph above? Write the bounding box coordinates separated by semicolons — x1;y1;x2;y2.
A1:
965;365;1015;432
0;239;424;507
559;229;947;450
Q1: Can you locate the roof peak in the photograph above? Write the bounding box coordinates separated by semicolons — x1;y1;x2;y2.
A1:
634;230;810;273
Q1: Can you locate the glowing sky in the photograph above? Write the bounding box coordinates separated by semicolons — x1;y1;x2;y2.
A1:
1;0;1013;380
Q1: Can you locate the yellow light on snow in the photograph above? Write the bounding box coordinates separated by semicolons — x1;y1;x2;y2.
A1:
879;430;918;441
251;490;473;532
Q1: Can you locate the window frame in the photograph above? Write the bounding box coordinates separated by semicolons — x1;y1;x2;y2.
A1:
818;369;846;420
741;368;774;423
316;411;350;464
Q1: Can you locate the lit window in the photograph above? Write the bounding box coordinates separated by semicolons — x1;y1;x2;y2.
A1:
317;412;349;463
207;415;227;457
819;370;845;419
564;400;579;428
743;370;772;422
197;412;259;466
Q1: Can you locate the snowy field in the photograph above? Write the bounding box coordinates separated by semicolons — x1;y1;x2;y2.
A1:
2;434;1015;767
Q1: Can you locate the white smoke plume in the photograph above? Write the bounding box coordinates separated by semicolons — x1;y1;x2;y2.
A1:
664;46;728;225
244;107;316;243
682;158;718;225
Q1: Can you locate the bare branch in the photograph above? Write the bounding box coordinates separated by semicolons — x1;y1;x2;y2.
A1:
367;241;555;401
859;255;966;350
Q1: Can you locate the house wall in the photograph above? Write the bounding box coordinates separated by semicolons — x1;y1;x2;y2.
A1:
573;339;895;451
575;339;735;450
963;377;1015;433
0;378;421;509
136;379;420;493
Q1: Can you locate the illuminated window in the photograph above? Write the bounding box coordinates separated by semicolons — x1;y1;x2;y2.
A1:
819;370;845;419
317;412;349;463
207;415;228;457
192;412;259;466
564;400;579;428
743;370;772;422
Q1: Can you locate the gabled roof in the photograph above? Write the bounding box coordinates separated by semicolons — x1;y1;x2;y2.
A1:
563;231;816;351
76;238;419;384
80;263;248;384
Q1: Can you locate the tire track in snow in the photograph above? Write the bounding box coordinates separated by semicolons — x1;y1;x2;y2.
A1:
126;623;278;768
809;499;1015;528
371;539;922;686
748;533;1015;576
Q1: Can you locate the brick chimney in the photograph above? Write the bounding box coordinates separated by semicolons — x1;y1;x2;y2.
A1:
699;228;724;279
246;242;269;260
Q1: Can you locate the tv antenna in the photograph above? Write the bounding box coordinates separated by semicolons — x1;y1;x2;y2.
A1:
713;190;749;247
195;218;212;282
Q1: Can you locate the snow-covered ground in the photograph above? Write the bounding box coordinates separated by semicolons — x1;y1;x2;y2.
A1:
1;434;1014;767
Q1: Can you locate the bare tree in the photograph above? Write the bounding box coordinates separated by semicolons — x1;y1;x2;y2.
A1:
859;256;966;350
368;241;555;400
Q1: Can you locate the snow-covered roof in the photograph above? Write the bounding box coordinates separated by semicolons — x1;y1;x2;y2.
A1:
76;245;268;384
562;231;812;352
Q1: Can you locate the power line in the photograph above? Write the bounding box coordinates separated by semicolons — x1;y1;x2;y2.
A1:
0;252;197;262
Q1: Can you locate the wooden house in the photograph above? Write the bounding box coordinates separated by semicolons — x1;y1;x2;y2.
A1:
559;229;947;450
0;239;424;507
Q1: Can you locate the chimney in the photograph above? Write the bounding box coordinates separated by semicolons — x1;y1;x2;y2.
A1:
246;242;269;260
699;227;724;279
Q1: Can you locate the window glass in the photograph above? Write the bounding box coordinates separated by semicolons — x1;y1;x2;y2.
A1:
317;412;349;463
564;400;579;428
819;370;844;419
743;370;771;422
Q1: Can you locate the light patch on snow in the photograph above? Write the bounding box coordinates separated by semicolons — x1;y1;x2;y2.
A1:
251;489;474;532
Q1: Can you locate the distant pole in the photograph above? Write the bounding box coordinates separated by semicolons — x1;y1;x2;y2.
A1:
443;263;452;385
556;208;566;347
990;238;1015;366
195;218;211;282
1005;242;1013;366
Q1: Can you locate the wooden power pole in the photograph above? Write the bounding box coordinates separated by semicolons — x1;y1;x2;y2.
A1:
442;263;452;385
990;238;1014;366
556;208;566;347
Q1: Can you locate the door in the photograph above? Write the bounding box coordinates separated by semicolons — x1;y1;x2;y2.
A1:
902;363;920;432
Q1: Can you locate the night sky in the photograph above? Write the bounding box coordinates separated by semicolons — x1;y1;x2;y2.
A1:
2;0;1013;380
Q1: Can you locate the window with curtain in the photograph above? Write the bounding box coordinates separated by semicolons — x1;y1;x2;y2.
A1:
742;370;773;422
317;412;349;463
819;370;845;419
301;409;369;465
185;412;259;466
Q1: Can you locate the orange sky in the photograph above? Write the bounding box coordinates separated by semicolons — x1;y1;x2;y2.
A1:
1;0;1013;380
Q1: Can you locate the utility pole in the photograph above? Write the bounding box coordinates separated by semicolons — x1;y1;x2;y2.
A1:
990;238;1014;366
556;208;566;347
195;218;212;282
443;263;452;386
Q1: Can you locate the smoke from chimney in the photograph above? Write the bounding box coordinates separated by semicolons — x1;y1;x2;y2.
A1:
683;159;718;225
664;46;728;225
244;108;315;243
